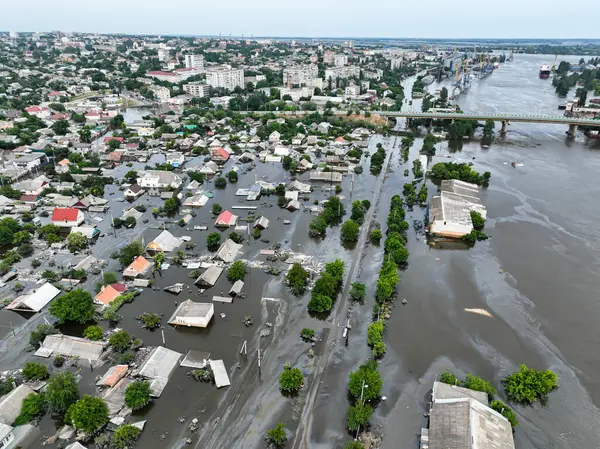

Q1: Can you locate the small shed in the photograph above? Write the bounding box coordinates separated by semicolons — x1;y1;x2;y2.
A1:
167;300;214;328
229;280;244;296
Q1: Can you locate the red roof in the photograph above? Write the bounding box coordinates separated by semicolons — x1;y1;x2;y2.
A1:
52;208;79;222
48;91;64;97
25;106;47;113
104;136;124;143
216;210;234;225
110;283;127;293
147;71;177;76
212;147;230;160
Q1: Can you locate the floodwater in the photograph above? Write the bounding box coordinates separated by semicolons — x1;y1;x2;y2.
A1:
2;53;600;449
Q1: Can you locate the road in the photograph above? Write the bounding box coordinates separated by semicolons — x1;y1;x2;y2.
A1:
291;136;397;449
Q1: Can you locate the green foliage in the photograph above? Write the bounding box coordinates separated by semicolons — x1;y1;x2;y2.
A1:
350;200;366;223
212;203;223;215
372;341;387;358
300;328;315;341
490;400;518;427
67;395;109;433
308;215;327;238
345;442;366;449
49;289;94;324
470;210;485;231
461;229;489;244
421;133;439;155
226;170;238;183
431;162;490;185
124;380;151;410
109;330;131;352
188;171;206;183
103;272;118;285
117;240;144;267
347;402;374;431
375;260;399;303
0;378;14;396
348;360;382;402
286;263;309;296
418;183;428;205
46;372;79;413
370;145;386;175
29;324;58;347
163;197;181;217
228;231;244;244
412;159;423;178
14;392;46;425
38;224;62;244
349;282;366;302
440;371;458;385
214;177;227;188
206;232;221;250
265;422;287;448
67;232;88;253
367;321;384;347
253;227;262;239
21;362;49;381
384;232;409;265
0;217;22;245
140;313;161;329
370;228;382;244
341;219;360;242
502;364;558;404
84;325;104;341
321;196;346;225
461;374;497;400
279;363;304;393
112;424;142;449
307;293;333;313
227;260;247;282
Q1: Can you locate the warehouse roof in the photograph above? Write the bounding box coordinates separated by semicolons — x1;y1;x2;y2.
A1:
5;282;61;312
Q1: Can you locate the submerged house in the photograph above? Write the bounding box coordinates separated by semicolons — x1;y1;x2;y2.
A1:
194;265;224;287
51;207;85;228
213;239;242;263
146;230;182;253
123;256;151;278
5;283;61;312
167;300;214;328
214;210;238;228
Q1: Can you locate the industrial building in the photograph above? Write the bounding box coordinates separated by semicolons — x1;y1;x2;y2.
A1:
428;179;487;238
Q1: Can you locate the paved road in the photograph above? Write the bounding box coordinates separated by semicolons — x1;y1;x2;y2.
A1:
291;136;397;449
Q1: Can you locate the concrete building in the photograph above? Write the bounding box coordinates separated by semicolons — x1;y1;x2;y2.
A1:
325;66;360;82
157;48;169;62
150;85;171;103
280;86;313;102
183;83;210;98
205;66;244;91
12;153;48;171
421;381;515;449
345;85;360;96
323;50;334;64
168;300;214;328
428;179;487;238
391;58;403;69
283;65;318;87
334;54;348;66
184;54;204;71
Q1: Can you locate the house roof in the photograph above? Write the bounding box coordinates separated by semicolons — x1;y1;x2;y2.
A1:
136;346;182;397
52;207;80;222
215;210;237;226
96;365;129;387
168;300;214;323
0;384;36;425
124;256;151;277
95;285;123;305
0;423;12;443
146;230;182;252
35;334;106;361
213;239;243;263
5;282;61;312
127;184;143;193
212;147;230;159
194;265;224;286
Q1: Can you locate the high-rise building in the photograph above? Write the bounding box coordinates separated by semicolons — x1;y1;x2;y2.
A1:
323;50;334;64
183;83;210;98
283;65;319;87
334;54;348;67
150;85;171;103
184;54;205;71
158;48;169;62
205;66;245;91
325;66;360;82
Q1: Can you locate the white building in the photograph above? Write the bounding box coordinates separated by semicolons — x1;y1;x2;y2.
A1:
183;83;210;98
205;66;244;91
325;66;360;82
157;48;169;62
283;65;318;87
280;87;313;102
334;54;348;66
150;85;171;103
184;54;205;71
138;170;183;190
345;85;360;96
391;58;403;69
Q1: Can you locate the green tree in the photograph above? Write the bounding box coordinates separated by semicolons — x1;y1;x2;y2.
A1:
348;360;382;402
14;393;46;425
279;363;304;393
46;372;79;413
67;232;88;253
307;293;333;313
118;240;143;266
112;424;142;449
152;252;165;271
29;324;58;347
214;177;227;188
21;362;49;381
124;170;138;183
12;231;32;245
124;380;151;410
109;330;131;352
79;128;92;143
49;289;94;324
345;442;366;449
461;374;496;400
370;229;382;244
227;260;247;282
265;422;287;448
440;87;448;102
440;371;458;385
349;282;366;302
163;197;180;217
347;403;374;431
52;119;70;135
226;170;238;183
67;395;108;433
103;272;118;285
84;325;104;341
308;216;327;238
490;400;518;427
212;203;223;215
286;263;309;296
341;219;360;242
470;210;485;230
206;232;221;250
502;364;558;404
384;232;409;265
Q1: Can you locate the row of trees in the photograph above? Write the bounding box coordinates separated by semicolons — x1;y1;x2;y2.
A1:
307;260;345;314
430;162;491;185
308;196;346;238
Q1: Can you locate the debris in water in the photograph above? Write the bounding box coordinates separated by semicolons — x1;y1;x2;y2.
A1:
220;313;226;318
164;283;184;294
259;328;271;337
243;315;253;326
178;416;186;423
401;298;407;305
464;308;493;318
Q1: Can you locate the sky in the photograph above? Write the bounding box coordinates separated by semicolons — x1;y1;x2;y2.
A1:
2;0;598;39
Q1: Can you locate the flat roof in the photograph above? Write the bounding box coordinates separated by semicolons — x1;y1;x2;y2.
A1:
35;334;106;361
210;360;231;388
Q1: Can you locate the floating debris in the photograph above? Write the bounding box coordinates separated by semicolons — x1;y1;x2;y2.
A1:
464;308;493;318
243;315;253;326
259;328;271;337
164;283;184;294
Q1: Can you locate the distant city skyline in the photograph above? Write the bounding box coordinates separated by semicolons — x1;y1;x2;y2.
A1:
2;0;598;40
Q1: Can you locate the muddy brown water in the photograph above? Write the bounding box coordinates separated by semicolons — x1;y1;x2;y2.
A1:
2;53;600;449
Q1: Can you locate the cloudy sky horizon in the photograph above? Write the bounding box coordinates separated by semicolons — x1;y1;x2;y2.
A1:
1;0;598;40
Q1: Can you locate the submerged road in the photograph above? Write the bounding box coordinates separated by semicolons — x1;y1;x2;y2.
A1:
291;136;397;449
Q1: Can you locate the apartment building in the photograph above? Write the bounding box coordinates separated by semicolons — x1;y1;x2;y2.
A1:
390;58;403;69
150;85;171;103
325;66;360;82
334;54;348;67
184;54;205;71
183;83;210;98
283;65;318;87
205;66;244;90
323;50;334;64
